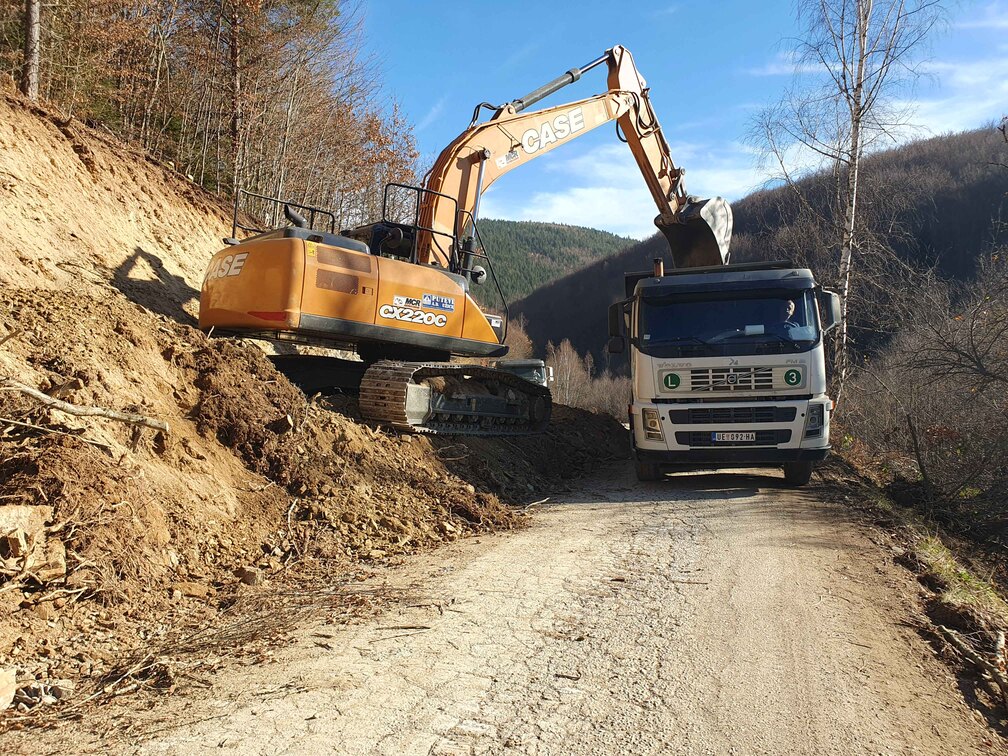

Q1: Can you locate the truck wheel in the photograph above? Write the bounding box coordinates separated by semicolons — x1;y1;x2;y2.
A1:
635;459;663;482
783;461;813;487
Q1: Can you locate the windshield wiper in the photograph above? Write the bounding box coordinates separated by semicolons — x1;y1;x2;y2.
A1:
649;335;710;346
719;331;803;348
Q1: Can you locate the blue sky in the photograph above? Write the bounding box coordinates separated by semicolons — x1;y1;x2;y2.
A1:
362;1;1008;239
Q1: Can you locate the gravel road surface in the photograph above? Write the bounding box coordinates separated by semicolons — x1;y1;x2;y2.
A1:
126;468;1004;754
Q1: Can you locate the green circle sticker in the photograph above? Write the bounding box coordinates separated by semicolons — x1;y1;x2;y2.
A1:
663;373;681;390
784;369;802;386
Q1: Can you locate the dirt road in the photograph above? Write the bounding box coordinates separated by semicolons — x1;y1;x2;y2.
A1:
124;468;1000;753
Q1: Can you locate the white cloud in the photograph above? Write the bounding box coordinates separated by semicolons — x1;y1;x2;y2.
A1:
908;55;1008;133
955;2;1008;28
502;42;540;71
480;142;764;239
745;51;823;77
651;4;680;17
416;96;447;132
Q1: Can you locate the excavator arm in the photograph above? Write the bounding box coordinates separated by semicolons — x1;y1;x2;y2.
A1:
416;45;732;270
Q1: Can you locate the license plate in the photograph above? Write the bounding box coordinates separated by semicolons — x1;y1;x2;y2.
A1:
712;432;756;442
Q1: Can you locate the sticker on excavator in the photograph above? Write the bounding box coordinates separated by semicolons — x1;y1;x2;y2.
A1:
495;149;520;169
422;294;455;312
378;305;448;328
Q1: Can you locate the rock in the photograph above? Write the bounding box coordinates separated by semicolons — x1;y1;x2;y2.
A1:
0;530;29;559
235;566;263;586
31;602;56;621
49;680;75;700
34;538;66;582
171;581;210;599
379;516;408;533
0;668;15;711
0;505;53;550
0;505;65;583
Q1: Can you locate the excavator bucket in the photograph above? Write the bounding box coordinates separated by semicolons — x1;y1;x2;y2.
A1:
657;196;733;269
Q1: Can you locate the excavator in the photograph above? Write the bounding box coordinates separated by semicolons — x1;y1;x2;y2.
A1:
199;45;732;435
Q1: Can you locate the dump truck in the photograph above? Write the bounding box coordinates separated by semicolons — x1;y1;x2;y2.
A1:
609;259;842;486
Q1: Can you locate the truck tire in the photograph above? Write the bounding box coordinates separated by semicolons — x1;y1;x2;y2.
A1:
635;459;663;482
783;461;813;487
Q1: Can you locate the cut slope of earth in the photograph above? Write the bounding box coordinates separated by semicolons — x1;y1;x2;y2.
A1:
0;88;627;722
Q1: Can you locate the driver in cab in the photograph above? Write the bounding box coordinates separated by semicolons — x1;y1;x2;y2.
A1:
769;299;798;337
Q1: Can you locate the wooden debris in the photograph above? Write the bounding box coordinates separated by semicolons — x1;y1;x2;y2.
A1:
937;624;1008;713
1;378;169;432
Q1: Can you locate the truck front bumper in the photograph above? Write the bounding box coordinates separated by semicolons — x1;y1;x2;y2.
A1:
635;446;830;468
631;396;832;468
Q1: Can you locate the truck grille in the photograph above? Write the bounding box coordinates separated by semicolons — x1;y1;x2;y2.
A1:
675;429;792;447
669;406;797;424
690;367;774;392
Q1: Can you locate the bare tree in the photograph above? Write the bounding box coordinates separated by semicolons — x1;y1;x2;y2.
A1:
545;339;593;407
753;0;945;402
504;315;534;360
20;0;39;100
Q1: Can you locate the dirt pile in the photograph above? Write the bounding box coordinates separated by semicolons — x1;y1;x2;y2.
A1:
0;92;628;722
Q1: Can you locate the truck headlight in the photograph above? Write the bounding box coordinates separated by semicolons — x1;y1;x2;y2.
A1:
642;408;664;441
804;403;824;437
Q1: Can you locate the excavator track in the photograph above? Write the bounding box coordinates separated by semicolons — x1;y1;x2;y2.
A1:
359;360;551;436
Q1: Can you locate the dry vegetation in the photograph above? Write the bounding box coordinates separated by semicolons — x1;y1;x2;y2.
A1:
0;0;417;227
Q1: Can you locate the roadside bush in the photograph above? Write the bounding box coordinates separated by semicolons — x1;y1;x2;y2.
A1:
545;339;631;420
844;254;1008;538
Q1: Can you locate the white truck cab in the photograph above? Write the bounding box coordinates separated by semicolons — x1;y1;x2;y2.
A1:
609;260;842;486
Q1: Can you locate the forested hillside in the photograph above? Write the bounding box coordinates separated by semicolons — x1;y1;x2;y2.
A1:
0;0;416;230
478;219;633;302
514;126;1008;363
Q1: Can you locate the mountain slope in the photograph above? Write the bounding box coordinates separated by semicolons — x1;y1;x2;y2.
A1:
513;127;1008;363
478;219;634;302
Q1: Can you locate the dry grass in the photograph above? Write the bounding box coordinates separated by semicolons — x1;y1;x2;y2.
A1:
915;535;1008;627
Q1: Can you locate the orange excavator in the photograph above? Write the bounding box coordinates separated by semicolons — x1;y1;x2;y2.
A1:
199;45;732;435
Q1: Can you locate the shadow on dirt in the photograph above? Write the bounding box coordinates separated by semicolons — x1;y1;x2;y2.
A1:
633;469;787;500
111;246;199;325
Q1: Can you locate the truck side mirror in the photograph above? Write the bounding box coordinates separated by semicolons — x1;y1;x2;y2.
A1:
607;335;625;354
608;302;623;337
818;289;842;331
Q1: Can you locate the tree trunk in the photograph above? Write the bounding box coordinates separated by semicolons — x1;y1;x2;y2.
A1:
229;1;243;196
833;0;871;407
20;0;40;101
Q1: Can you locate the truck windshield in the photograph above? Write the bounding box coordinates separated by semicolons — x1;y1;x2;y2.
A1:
638;289;819;356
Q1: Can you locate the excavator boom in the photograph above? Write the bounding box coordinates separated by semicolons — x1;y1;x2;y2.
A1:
417;45;732;270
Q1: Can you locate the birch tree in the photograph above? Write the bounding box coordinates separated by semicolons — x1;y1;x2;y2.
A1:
753;0;945;402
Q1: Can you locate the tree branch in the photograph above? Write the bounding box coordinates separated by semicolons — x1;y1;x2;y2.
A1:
1;379;169;433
